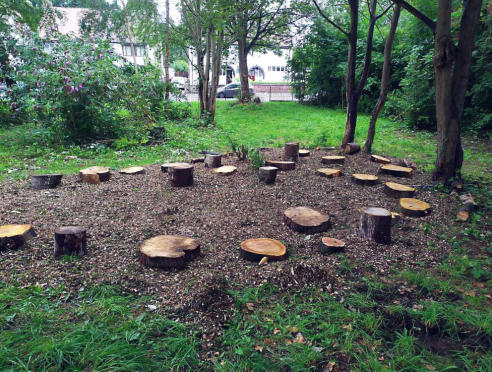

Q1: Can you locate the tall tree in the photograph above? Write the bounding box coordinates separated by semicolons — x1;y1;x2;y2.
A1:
164;0;170;99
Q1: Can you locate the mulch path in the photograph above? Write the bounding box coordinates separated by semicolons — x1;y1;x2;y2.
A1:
0;149;458;332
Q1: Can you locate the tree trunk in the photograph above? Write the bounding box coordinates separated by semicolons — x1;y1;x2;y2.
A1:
238;36;251;103
164;0;170;100
206;30;223;119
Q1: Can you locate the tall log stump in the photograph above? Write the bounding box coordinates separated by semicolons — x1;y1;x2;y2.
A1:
351;174;378;185
258;166;278;184
169;164;194;187
284;206;330;233
319;237;345;254
384;182;415;198
204;154;222;168
400;198;431;217
161;162;188;173
120;166;145;175
139;235;200;269
317;168;342;178
0;224;36;250
54;226;87;258
284;142;300;162
240;238;287;261
31;174;63;189
359;207;392;244
380;164;413;177
264;160;295;171
321;156;345;165
370;155;391;164
80;166;111;184
342;142;360;155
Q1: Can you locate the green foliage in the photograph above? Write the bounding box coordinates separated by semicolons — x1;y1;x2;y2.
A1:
171;59;189;73
249;148;264;169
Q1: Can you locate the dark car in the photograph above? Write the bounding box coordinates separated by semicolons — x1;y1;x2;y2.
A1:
216;83;254;98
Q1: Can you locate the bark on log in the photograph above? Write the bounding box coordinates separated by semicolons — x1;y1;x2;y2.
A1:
31;174;63;189
317;168;342;178
212;165;237;176
204;154;222;168
351;174;378;185
370;155;391;164
240;238;287;261
400;198;431;217
342;142;361;155
258;166;278;184
319;237;345;254
380;164;413;177
264;160;295;171
384;182;415;198
161;162;188;173
321;156;345;165
456;193;477;222
80;166;111;183
359;207;392;244
139;235;200;269
299;149;310;157
284;206;330;233
190;157;205;164
0;224;36;250
169;164;194;187
284;142;300;162
120;166;145;175
54;226;87;258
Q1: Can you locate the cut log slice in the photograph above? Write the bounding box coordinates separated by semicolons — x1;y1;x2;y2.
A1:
384;182;415;198
400;198;431;217
161;162;188;173
169;164;194;187
190;157;205;164
317;168;342;178
80;166;111;183
264;160;295;171
351;173;378;185
342;142;361;155
321;155;345;165
380;164;413;177
457;194;477;222
139;235;200;269
284;142;300;162
258;166;278;184
359;207;392;244
204;154;222;168
319;237;345;254
120;166;145;175
0;224;36;250
284;206;330;234
213;165;237;176
54;226;87;258
370;154;391;164
31;174;63;189
240;238;287;262
299;149;310;157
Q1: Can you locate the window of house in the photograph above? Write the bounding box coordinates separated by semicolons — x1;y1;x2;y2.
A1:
281;66;285;71
122;44;146;57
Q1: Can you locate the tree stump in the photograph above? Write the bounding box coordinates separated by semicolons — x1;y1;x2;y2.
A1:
384;182;415;198
319;237;345;254
321;155;345;165
80;166;111;184
54;226;87;258
400;198;431;217
213;165;237;176
139;235;200;269
240;238;287;261
380;164;413;177
359;207;392;244
342;142;360;154
284;142;300;162
161;162;188;173
31;174;63;189
284;206;330;233
169;164;194;187
351;173;378;185
264;160;295;171
0;224;36;250
204;154;222;168
258;166;278;184
317;168;342;178
120;166;145;175
190;157;205;164
370;154;391;164
299;149;310;157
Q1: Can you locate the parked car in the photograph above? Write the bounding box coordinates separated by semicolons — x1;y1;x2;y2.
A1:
216;83;254;98
171;76;188;90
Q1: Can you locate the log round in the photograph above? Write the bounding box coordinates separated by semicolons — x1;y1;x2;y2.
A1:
370;154;391;164
359;207;392;244
213;165;237;176
317;168;342;178
351;173;378;185
161;162;189;173
54;226;87;258
384;182;415;198
204;154;222;168
80;166;111;183
264;160;295;171
139;235;200;269
190;157;205;164
240;238;287;262
284;142;300;162
0;224;36;250
299;149;310;157
342;142;361;155
321;155;345;165
400;198;431;217
284;206;330;234
31;174;63;189
380;164;413;177
319;237;345;254
169;164;194;187
120;166;145;175
258;166;278;184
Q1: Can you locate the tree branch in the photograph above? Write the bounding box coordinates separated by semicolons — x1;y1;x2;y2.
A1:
312;0;349;36
391;0;436;32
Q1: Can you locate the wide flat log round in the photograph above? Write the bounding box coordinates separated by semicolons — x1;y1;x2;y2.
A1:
169;164;194;187
120;166;145;175
258;166;278;184
284;142;300;162
31;174;63;189
0;224;36;250
384;182;415;198
264;160;295;171
161;162;189;173
400;198;431;217
139;235;200;269
204;154;222;168
240;238;287;262
284;206;330;234
317;168;342;178
351;174;378;185
299;149;310;157
370;155;391;164
213;165;237;176
321;156;345;165
359;207;392;244
342;142;360;155
54;226;87;258
380;164;413;177
80;166;111;183
319;237;345;254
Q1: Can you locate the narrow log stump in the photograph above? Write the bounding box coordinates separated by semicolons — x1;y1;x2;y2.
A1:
342;142;360;155
264;160;295;171
54;226;87;258
317;168;342;178
321;155;345;165
359;207;392;244
370;154;391;164
384;182;415;198
120;166;145;175
204;154;222;168
319;237;345;254
299;149;310;157
258;166;278;184
284;207;330;233
380;164;413;177
0;224;36;250
161;162;188;173
139;235;200;269
284;142;300;162
351;174;378;185
400;198;431;217
80;166;111;183
31;174;62;189
213;165;237;176
169;164;194;187
240;238;287;262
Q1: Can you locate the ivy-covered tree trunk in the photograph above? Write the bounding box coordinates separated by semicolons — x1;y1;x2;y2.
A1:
238;36;251;103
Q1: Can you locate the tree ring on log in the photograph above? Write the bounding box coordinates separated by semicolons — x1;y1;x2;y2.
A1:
380;164;413;177
351;174;378;185
120;166;145;175
284;206;330;233
139;235;200;269
240;238;287;261
80;166;111;183
400;198;431;217
317;168;342;178
319;237;345;254
321;155;345;165
384;182;415;198
0;224;36;250
264;160;295;171
299;149;310;157
212;165;237;176
31;174;63;189
161;162;189;173
370;154;391;164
